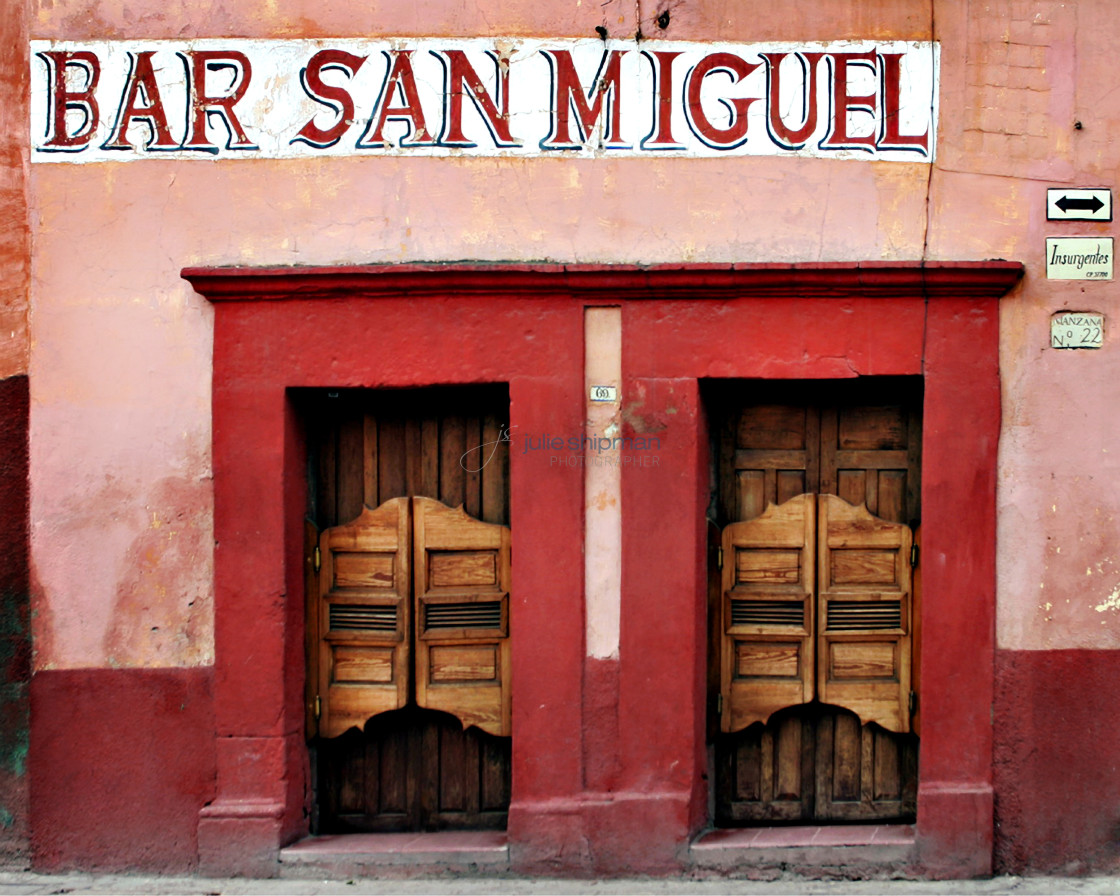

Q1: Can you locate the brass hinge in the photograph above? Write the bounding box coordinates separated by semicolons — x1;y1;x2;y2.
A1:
717;546;723;569
313;545;321;574
910;544;919;568
314;695;321;720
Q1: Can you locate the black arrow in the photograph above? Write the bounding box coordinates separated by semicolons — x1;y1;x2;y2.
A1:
1056;195;1105;214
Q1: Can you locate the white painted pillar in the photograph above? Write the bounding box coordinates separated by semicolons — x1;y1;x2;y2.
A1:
583;306;622;660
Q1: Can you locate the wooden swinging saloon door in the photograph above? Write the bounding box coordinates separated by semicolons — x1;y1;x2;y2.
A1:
315;497;511;740
301;387;512;833
709;379;921;825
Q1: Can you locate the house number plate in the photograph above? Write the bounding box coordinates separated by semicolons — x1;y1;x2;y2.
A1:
1051;311;1104;349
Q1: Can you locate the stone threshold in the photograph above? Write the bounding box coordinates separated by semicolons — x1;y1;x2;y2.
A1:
280;825;915;878
279;831;509;878
690;824;917;874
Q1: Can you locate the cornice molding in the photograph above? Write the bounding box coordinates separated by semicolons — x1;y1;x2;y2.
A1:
182;261;1025;303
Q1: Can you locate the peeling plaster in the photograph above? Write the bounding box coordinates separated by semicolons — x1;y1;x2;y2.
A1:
1094;587;1120;614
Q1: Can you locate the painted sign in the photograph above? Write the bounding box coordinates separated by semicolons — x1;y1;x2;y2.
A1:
1047;188;1112;222
29;38;938;163
1051;311;1104;349
1046;238;1114;280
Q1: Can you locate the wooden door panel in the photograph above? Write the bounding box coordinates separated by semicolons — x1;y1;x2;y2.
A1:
318;723;418;832
306;386;510;531
711;379;921;826
718;706;918;825
479;735;513;813
727;402;821;522
318;499;411;739
317;706;510;833
821;401;921;524
737;404;814;449
427;716;511;829
414;497;511;737
814;708;918;821
721;494;815;733
817;494;913;734
772;713;810;803
336;410;367;524
438;723;471;813
876;470;908;526
303;386;512;834
376;416;408;505
715;709;815;824
836;405;909;450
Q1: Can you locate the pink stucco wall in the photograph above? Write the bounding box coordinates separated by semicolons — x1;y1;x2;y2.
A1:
28;0;1120;669
20;0;1120;876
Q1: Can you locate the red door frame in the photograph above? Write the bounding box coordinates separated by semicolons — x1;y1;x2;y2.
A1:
184;261;1022;878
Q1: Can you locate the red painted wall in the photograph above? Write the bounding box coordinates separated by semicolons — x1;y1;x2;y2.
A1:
28;261;1120;877
22;261;1120;876
30;669;215;872
195;282;586;875
0;376;29;868
994;649;1120;875
183;263;1018;877
619;286;1002;877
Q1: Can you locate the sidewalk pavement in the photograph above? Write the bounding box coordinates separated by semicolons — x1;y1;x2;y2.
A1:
2;872;1120;896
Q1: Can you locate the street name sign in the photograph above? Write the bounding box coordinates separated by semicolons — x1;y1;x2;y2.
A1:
1046;237;1113;280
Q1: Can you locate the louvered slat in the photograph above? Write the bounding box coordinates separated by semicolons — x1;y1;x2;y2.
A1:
730;599;804;627
425;601;503;630
329;603;397;632
827;600;901;631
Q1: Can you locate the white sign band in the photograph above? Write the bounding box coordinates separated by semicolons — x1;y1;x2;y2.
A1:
30;38;939;163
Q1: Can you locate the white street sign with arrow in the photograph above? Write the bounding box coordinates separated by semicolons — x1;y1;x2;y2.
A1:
1047;188;1112;221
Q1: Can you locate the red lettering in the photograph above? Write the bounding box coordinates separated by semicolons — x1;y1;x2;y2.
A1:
437;49;515;147
684;52;761;149
102;51;177;150
878;52;930;154
640;50;684;149
820;50;878;152
763;52;825;150
180;50;256;152
39;50;100;150
292;49;367;148
358;51;435;148
540;49;627;149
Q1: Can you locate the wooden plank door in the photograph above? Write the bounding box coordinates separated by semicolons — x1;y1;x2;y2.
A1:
710;378;920;826
316;704;512;833
812;391;920;821
820;397;921;527
715;705;816;824
813;708;918;823
302;386;512;833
